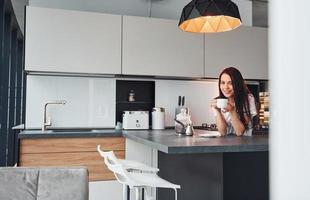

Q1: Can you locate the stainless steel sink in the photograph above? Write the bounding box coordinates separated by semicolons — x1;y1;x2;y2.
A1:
20;128;122;137
46;129;94;133
42;129;119;134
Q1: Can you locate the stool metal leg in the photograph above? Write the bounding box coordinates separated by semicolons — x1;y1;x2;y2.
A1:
144;187;154;200
127;186;130;200
135;187;140;200
174;188;178;200
123;185;128;200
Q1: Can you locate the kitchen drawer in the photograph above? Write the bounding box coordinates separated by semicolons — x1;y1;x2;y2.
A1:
20;137;125;154
19;137;125;181
19;150;125;181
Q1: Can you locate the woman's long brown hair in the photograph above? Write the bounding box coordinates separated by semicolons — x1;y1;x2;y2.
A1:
218;67;252;127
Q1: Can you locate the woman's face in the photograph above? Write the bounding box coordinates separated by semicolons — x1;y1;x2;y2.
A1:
220;73;234;98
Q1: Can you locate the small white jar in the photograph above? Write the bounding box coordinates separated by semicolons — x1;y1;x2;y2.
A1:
152;107;165;130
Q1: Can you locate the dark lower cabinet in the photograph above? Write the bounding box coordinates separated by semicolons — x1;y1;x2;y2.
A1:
223;152;269;200
158;151;269;200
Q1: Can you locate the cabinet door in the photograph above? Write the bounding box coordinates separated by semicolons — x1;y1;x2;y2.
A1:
204;26;268;80
25;7;121;74
122;16;204;77
20;137;125;181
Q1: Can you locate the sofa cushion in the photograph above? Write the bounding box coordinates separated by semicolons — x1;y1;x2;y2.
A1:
0;167;88;200
0;168;38;200
37;168;89;200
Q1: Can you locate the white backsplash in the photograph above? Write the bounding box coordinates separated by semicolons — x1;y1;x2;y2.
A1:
155;80;218;126
26;75;116;129
26;76;218;129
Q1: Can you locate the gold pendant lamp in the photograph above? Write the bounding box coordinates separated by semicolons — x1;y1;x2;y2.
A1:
179;0;242;33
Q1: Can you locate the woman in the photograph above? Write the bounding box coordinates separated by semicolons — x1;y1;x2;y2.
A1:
211;67;257;136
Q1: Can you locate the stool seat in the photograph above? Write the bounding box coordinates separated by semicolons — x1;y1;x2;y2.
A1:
123;170;180;189
119;159;159;173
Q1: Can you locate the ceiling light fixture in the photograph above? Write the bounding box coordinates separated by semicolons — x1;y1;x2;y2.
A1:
179;0;242;33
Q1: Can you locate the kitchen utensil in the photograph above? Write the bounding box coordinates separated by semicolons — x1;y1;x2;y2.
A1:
181;96;185;106
199;123;217;131
175;96;182;117
174;119;186;134
185;124;194;136
152;107;165;130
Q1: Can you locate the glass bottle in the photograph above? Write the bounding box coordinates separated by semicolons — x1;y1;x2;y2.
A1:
128;90;135;102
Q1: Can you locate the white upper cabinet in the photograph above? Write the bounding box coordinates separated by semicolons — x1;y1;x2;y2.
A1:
204;26;268;80
25;6;122;74
122;16;204;77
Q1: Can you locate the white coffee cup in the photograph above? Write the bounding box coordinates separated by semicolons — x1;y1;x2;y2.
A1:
216;98;228;109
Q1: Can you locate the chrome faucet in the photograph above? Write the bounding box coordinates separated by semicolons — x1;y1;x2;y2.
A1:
42;100;67;131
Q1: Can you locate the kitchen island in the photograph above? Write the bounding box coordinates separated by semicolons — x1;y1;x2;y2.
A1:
123;129;269;200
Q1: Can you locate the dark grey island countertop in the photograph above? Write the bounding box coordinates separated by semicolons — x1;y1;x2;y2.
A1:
18;128;268;154
123;129;268;154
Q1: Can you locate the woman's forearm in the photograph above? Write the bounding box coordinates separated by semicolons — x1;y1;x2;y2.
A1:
215;110;227;136
230;110;246;136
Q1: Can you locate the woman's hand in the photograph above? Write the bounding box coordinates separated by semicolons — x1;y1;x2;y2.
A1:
210;99;218;109
211;98;228;136
221;99;235;113
210;99;221;115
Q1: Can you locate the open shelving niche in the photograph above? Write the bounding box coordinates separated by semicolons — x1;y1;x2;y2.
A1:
116;80;155;126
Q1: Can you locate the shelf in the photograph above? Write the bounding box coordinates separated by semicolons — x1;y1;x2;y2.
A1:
116;101;153;104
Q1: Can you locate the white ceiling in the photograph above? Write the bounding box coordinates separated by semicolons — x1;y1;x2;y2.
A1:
12;0;267;35
28;0;253;24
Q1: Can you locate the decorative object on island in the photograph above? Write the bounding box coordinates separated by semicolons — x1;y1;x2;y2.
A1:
175;108;193;136
179;0;242;33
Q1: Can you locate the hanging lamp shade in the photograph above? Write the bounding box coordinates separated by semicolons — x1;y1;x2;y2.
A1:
179;0;242;33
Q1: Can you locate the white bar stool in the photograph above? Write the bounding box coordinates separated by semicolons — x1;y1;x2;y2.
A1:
97;145;180;200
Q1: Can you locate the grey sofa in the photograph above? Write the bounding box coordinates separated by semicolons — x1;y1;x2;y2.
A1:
0;167;89;200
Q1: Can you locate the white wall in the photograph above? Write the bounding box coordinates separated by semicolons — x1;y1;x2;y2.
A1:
26;76;116;128
26;76;221;128
270;0;310;199
155;80;218;126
